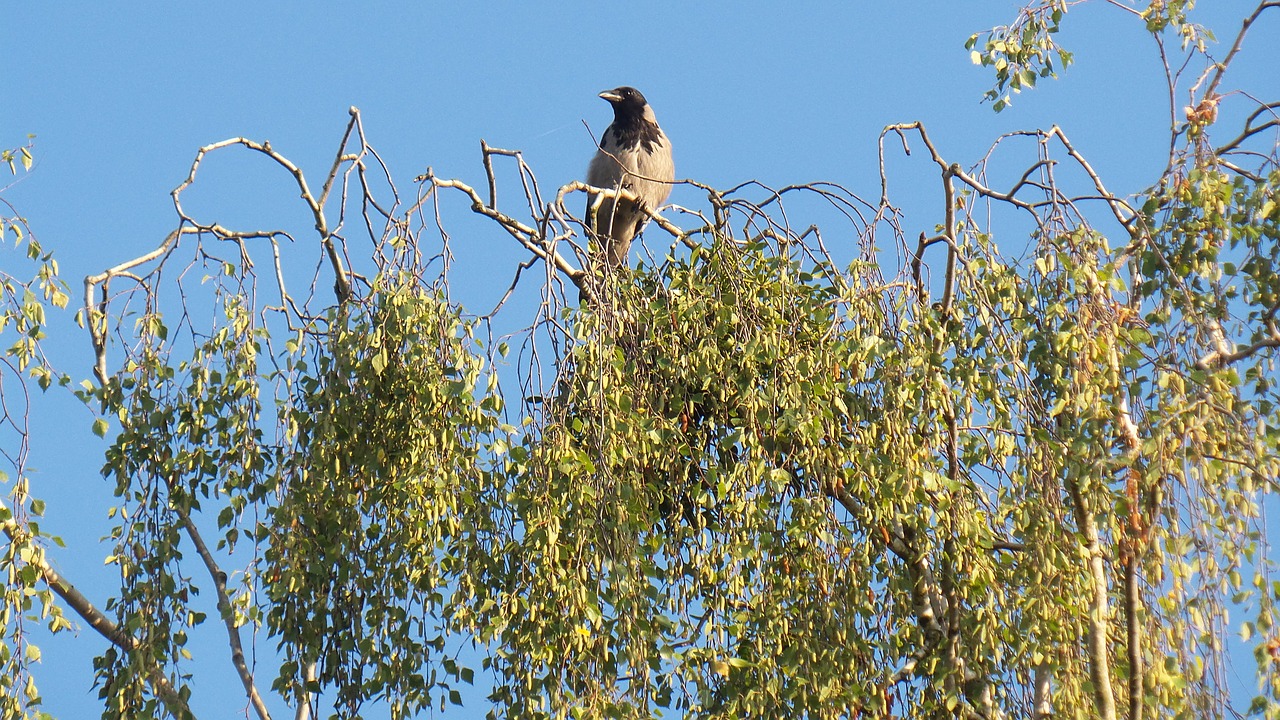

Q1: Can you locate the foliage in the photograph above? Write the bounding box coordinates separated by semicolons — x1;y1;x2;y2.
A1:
966;0;1072;112
266;278;504;715
0;137;73;720
4;2;1280;720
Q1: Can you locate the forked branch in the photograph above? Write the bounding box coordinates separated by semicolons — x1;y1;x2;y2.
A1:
84;108;372;385
176;505;271;720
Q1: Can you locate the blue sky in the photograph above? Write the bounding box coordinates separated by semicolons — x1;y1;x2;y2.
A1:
6;2;1280;718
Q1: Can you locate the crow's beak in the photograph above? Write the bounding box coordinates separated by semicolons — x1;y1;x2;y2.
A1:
598;90;622;103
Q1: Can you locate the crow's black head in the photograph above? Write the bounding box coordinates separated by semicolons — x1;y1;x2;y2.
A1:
599;86;649;120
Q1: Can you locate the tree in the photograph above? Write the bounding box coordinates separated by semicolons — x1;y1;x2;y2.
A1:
4;2;1280;718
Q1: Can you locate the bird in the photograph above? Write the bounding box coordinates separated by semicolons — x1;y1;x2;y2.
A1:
585;86;675;267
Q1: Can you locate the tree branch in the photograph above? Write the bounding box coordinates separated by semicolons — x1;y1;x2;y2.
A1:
175;506;271;720
829;486;947;640
1194;330;1280;370
1065;475;1118;720
294;661;317;720
1124;550;1143;720
1215;102;1280;155
84;111;371;383
0;498;193;717
424;171;587;287
881;123;962;313
1200;1;1280;103
1032;663;1053;718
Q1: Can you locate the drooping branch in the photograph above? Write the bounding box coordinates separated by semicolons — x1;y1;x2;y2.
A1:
877;117;1173;717
69;91;1268;716
0;498;193;718
82;225;290;385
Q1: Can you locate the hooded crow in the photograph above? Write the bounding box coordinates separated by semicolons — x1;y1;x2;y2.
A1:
586;86;675;267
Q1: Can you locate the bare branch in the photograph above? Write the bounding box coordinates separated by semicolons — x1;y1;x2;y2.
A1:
175;507;271;720
1194;330;1280;370
84;112;373;382
1200;1;1280;103
1215;101;1280;155
880;123;962;313
425;171;586;287
1043;126;1136;230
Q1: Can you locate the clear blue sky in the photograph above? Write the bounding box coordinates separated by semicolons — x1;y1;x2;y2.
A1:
6;2;1279;718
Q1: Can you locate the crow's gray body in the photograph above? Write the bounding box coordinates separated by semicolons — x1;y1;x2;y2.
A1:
586;87;675;266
